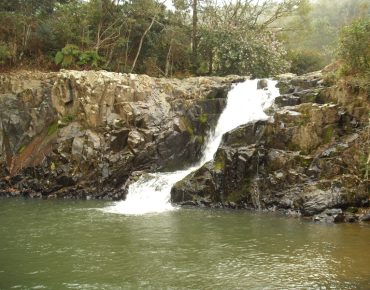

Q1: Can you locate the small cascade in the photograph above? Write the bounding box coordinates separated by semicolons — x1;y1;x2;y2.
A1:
102;79;280;215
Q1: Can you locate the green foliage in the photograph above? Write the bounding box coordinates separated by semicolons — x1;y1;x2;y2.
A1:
54;45;103;68
47;121;59;136
78;51;102;67
288;49;326;75
214;159;225;171
54;44;79;67
214;152;226;171
347;206;359;213
199;113;208;124
180;117;194;135
227;177;252;203
195;135;205;145
18;145;26;154
338;18;370;76
54;51;64;65
323;126;334;143
281;0;370;70
61;114;75;124
208;31;289;77
0;42;12;64
3;0;356;77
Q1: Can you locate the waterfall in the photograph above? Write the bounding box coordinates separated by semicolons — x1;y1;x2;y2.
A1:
102;79;279;215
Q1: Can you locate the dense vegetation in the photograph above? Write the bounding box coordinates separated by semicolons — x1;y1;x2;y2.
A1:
0;0;369;77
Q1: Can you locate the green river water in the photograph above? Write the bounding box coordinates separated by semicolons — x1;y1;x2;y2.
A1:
0;199;369;289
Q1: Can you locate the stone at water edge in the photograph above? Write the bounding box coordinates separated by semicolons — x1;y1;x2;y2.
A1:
257;79;268;90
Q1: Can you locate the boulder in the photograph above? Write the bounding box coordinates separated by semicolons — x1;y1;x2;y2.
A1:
257;79;268;90
313;208;345;223
127;130;145;152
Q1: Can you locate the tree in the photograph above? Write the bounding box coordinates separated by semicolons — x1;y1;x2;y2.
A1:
195;0;304;76
192;0;198;73
281;0;370;69
0;0;329;77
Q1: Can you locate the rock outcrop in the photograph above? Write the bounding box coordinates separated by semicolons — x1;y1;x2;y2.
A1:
171;72;370;222
0;70;243;199
1;69;369;223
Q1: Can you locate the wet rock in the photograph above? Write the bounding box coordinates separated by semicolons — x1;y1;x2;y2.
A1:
58;122;84;142
71;136;85;158
179;200;198;206
86;130;101;149
300;188;341;216
56;175;75;187
359;214;370;222
313;209;345;223
257;79;268;90
344;213;358;223
274;95;301;107
127;130;145;152
171;162;217;203
110;129;130;152
222;121;266;148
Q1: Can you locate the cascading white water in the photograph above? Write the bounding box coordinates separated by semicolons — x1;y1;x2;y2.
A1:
102;79;280;215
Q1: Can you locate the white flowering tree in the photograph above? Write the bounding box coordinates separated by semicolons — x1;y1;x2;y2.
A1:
197;0;303;76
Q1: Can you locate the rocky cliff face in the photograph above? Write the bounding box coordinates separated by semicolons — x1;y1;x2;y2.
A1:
0;70;242;199
171;72;370;222
1;69;369;222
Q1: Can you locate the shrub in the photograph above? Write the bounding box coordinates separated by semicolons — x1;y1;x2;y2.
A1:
338;18;370;76
288;49;326;75
208;30;289;77
55;44;103;68
0;42;12;64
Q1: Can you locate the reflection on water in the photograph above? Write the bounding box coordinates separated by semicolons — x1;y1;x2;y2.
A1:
0;199;369;289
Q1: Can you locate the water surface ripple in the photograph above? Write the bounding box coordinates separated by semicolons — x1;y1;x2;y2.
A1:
0;199;369;289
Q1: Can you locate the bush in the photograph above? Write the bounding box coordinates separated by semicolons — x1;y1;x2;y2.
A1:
338;18;370;76
288;49;326;75
0;42;12;64
214;31;289;77
55;44;103;68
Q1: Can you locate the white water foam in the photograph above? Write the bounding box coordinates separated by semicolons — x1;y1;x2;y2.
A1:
102;79;280;215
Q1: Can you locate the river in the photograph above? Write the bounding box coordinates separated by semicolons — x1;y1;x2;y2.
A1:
0;199;369;289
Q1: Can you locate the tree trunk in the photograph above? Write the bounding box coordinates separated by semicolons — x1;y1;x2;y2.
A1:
165;41;172;77
192;0;198;74
130;17;155;73
208;48;213;75
124;27;131;72
21;23;31;59
95;21;102;53
105;45;116;68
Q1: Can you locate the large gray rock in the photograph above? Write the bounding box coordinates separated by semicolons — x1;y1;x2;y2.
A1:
313;209;345;223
